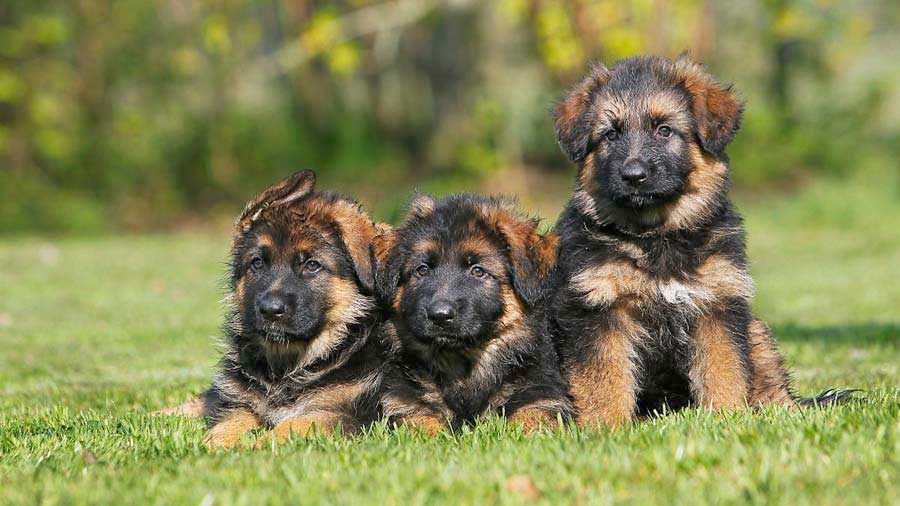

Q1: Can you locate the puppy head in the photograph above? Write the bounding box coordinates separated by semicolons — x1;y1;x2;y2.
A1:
374;194;557;351
554;55;742;230
231;170;380;346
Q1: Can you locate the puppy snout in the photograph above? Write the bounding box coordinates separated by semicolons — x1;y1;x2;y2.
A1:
257;293;293;322
426;300;457;325
620;158;649;185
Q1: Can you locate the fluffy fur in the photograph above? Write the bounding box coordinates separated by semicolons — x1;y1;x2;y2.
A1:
174;171;391;448
548;55;852;427
374;194;572;434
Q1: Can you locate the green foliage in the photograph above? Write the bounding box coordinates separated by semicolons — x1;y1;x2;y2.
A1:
0;1;898;233
1;179;898;504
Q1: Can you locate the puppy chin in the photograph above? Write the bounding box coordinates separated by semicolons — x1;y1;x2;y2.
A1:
256;319;324;345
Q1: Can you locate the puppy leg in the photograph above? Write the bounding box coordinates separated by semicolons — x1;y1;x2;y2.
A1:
508;403;567;433
688;313;750;409
394;414;446;437
747;319;794;406
205;409;261;449
254;414;340;448
569;306;640;428
153;395;206;417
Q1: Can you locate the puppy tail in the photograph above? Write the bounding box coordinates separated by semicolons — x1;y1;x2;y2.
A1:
795;388;862;407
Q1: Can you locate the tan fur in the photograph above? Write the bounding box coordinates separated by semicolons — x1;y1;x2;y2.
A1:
256;414;340;447
671;55;742;149
509;403;564;433
570;305;641;427
205;409;261;449
153;396;206;417
554;64;611;134
689;314;750;409
407;194;437;219
662;145;728;232
578;152;597;189
396;414;445;437
747;320;794;406
695;254;754;301
570;261;651;306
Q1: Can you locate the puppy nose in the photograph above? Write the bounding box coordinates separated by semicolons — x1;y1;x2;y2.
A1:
258;294;291;321
426;301;456;324
621;159;649;185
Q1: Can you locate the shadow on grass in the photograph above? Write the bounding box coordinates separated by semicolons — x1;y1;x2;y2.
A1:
773;322;900;345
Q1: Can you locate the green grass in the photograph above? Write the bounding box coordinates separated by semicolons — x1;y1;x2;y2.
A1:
1;176;898;505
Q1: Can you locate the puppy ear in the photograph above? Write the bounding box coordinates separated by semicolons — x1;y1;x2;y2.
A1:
491;211;558;308
237;170;316;232
405;193;437;220
674;55;743;157
553;62;611;163
371;227;401;305
332;205;385;295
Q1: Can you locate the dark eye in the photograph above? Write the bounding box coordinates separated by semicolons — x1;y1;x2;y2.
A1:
414;264;430;277
304;259;322;273
604;130;620;141
470;265;487;278
657;125;672;138
250;257;265;271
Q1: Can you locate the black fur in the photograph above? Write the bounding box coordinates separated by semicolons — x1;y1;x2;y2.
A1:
203;172;389;435
376;194;573;431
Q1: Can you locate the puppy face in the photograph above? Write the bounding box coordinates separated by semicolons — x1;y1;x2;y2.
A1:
554;55;742;227
375;194;556;351
230;171;380;346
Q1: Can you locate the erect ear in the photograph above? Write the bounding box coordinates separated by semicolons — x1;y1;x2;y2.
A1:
332;203;384;295
371;226;401;306
553;62;612;164
405;193;437;221
237;170;316;232
489;209;559;308
673;55;743;157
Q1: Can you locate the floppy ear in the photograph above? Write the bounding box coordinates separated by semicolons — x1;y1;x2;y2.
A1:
237;170;316;232
371;227;401;306
674;55;743;157
332;206;385;295
492;214;559;308
553;62;611;164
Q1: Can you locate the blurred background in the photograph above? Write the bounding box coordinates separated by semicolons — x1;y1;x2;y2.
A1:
1;0;898;233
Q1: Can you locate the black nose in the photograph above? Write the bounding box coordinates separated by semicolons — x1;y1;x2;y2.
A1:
426;301;456;324
258;293;292;321
621;159;649;185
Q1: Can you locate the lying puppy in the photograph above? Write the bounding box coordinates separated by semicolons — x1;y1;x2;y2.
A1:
374;194;573;434
549;55;851;426
192;170;390;448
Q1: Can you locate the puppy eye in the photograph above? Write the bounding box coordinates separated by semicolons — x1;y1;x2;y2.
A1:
604;130;620;141
250;257;265;271
656;125;672;138
470;265;487;278
303;259;322;273
414;264;430;277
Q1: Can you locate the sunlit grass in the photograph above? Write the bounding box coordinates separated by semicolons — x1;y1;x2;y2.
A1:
1;177;897;505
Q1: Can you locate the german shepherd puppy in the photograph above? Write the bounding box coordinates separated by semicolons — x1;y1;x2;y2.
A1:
199;170;389;448
373;194;573;434
548;55;848;427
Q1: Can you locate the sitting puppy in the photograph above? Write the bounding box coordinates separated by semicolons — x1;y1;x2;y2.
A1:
373;194;573;434
549;55;850;427
198;170;389;448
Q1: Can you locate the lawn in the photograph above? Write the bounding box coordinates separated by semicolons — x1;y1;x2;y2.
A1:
1;176;898;505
